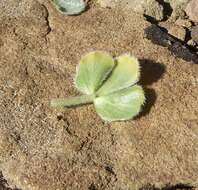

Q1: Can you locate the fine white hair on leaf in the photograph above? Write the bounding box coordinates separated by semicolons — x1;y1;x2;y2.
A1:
51;51;146;122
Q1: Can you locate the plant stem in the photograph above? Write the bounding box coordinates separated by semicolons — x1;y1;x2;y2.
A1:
50;94;95;108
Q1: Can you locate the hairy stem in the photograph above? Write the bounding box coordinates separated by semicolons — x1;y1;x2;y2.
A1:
50;94;95;108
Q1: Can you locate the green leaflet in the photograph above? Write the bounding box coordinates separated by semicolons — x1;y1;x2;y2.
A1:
51;0;86;15
51;51;145;122
94;85;145;122
96;54;140;96
75;51;115;94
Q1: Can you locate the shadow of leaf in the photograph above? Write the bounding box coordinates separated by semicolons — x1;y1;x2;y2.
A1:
136;59;166;118
135;88;156;119
139;59;166;86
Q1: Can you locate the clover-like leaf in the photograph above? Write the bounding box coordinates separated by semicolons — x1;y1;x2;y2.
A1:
51;51;145;122
75;51;115;94
96;54;140;96
51;0;86;15
94;85;145;122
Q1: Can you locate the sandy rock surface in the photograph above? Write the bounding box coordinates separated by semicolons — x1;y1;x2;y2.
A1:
0;0;198;190
185;0;198;23
0;172;19;190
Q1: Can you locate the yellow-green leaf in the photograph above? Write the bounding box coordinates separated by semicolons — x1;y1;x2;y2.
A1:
94;85;145;122
97;54;140;96
75;51;115;94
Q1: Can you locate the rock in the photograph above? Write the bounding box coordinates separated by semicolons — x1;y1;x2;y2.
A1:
143;0;164;21
175;18;192;28
164;0;190;21
98;0;164;21
145;24;198;63
185;0;198;23
1;0;198;190
160;22;187;41
168;25;186;41
191;25;198;44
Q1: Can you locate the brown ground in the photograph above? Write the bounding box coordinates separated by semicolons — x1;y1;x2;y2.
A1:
0;0;198;190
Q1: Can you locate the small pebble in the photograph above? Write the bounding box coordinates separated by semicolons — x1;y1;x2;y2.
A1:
187;39;196;46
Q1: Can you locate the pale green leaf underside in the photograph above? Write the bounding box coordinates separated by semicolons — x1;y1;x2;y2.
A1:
52;0;86;15
94;85;145;122
96;54;140;96
75;51;115;94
